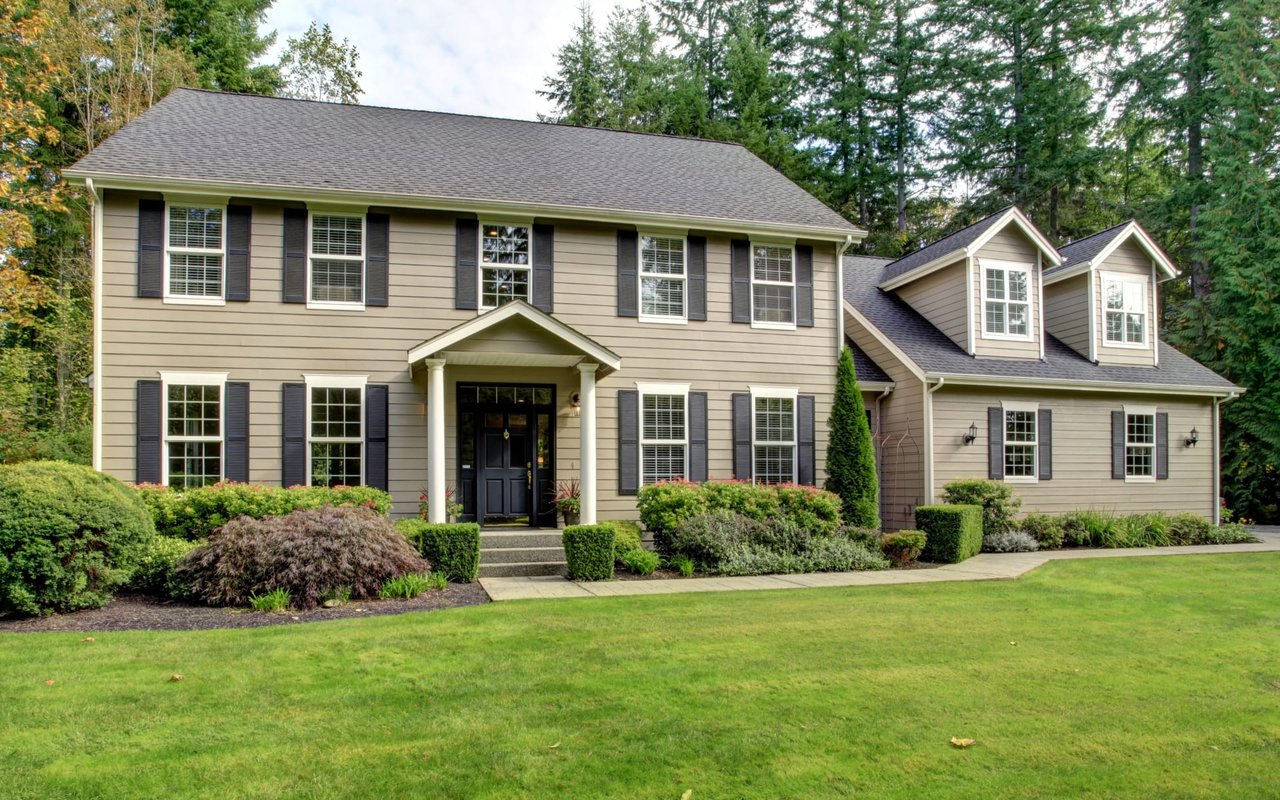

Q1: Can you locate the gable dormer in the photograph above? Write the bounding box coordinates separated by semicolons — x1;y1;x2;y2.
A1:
1046;221;1178;368
880;207;1061;361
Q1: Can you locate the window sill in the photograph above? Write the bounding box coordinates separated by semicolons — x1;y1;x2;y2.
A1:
163;296;225;307
638;315;688;326
1124;475;1157;484
1004;475;1039;484
751;320;797;331
1102;340;1149;350
307;301;366;312
982;332;1035;342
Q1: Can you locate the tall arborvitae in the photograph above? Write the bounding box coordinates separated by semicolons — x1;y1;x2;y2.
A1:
826;347;879;528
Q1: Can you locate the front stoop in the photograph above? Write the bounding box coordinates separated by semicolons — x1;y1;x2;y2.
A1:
479;528;566;578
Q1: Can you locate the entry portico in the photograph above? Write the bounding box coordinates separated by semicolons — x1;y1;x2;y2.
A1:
407;302;622;525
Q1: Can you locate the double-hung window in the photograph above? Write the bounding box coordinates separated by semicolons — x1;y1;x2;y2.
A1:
1103;275;1147;346
1002;402;1038;481
751;244;795;327
480;223;531;309
162;372;226;488
983;261;1032;337
308;378;364;486
166;205;225;301
753;389;796;484
1124;407;1156;480
639;235;686;321
310;214;364;306
639;386;687;484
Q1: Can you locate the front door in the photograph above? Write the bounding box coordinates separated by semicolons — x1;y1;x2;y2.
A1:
480;410;530;521
458;383;556;526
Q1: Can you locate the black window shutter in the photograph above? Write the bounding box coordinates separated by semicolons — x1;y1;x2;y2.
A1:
1038;408;1052;481
365;384;389;490
732;392;752;480
797;394;816;485
282;207;307;304
796;244;814;327
455;218;478;310
618;389;639;495
987;406;1004;480
1156;412;1169;480
137;199;164;298
688;391;708;482
687;236;707;321
532;223;554;313
1111;410;1125;480
365;212;389;307
226;204;252;302
731;239;751;324
282;383;307;487
617;230;638;317
224;382;250;482
136;379;162;483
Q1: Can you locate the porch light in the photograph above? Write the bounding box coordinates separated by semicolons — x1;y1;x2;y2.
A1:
962;421;978;445
1185;427;1199;447
569;391;581;417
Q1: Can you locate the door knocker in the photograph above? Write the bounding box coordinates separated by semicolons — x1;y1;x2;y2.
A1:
503;428;510;440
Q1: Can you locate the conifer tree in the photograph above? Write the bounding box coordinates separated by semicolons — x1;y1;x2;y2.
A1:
826;347;879;528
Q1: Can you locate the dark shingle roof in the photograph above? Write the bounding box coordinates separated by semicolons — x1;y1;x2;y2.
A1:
843;255;1238;392
67;89;856;234
1049;221;1130;277
847;340;892;384
879;207;1014;284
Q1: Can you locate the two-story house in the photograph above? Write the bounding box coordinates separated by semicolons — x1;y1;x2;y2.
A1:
64;89;861;527
843;207;1242;529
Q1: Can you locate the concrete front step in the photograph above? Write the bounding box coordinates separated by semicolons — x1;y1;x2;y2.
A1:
479;561;568;578
480;545;566;565
480;530;564;549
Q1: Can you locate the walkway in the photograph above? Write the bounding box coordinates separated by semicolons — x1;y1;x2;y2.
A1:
480;527;1280;601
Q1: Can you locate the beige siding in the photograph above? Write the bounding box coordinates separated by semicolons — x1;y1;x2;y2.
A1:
931;386;1215;518
1094;239;1158;367
100;192;838;520
894;259;968;351
972;227;1042;360
1044;273;1090;358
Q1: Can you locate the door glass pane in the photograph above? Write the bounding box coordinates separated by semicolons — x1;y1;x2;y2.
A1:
460;412;475;470
515;386;532;404
478;386;496;404
536;413;550;468
534;387;552;405
508;413;527;429
498;386;515;405
484;412;503;429
458;385;476;405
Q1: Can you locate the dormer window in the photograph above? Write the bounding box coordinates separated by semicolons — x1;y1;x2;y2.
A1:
982;262;1032;338
1103;274;1147;346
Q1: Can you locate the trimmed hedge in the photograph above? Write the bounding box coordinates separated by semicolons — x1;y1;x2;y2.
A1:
563;524;615;581
601;519;644;560
395;520;481;583
134;482;393;540
915;504;983;564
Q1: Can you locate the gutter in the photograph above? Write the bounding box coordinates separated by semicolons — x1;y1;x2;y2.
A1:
921;372;1243;399
923;377;946;504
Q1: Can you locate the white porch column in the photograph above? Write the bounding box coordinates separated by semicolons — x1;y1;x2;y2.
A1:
578;362;599;525
425;358;447;524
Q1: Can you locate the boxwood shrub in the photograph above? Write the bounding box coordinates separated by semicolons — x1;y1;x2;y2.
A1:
601;519;644;560
134;482;393;540
915;504;983;563
563;524;615;581
395;520;481;583
879;529;926;566
129;535;202;598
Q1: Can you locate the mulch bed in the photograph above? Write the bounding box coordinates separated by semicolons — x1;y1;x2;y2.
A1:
0;584;490;633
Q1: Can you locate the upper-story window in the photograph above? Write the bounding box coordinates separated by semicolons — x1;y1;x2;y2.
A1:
983;262;1032;338
641;390;687;484
311;214;364;306
1103;275;1147;346
481;224;531;309
639;235;686;321
752;244;795;327
167;205;225;301
163;374;224;488
753;391;796;483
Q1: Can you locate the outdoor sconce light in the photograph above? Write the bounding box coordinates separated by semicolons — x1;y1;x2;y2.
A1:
569;392;581;417
962;421;978;445
1185;427;1199;447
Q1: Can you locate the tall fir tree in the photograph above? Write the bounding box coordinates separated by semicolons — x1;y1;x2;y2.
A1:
163;0;280;94
538;4;608;126
826;347;879;528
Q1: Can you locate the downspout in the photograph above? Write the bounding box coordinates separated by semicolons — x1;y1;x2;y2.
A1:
1213;392;1239;525
875;385;893;525
923;377;945;504
87;178;103;472
836;235;854;356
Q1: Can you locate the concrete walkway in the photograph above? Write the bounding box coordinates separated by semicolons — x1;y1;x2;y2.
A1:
480;527;1280;602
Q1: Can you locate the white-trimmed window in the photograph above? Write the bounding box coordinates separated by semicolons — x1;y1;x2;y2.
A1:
162;371;227;488
1003;401;1038;481
166;204;225;301
639;383;688;484
639;235;686;321
480;223;531;309
751;243;795;327
307;376;365;487
752;387;797;484
1125;406;1156;481
310;214;364;307
1103;274;1147;346
983;261;1032;338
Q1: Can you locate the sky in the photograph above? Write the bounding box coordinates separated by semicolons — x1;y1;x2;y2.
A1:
263;0;633;120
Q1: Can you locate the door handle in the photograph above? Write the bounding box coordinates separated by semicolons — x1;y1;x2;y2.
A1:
526;462;532;489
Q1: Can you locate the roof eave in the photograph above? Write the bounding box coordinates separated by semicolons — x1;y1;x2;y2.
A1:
877;249;966;291
923;371;1242;398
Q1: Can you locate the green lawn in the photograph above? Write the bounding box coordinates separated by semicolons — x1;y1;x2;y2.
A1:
2;555;1279;799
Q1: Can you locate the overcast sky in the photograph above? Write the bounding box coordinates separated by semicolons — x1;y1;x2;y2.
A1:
263;0;633;120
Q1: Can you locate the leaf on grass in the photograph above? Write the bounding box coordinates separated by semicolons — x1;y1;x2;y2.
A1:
81;636;95;643
681;791;693;800
548;742;560;749
42;679;55;686
950;737;976;748
169;673;184;682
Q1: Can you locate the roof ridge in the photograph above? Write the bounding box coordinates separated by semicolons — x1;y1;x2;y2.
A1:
1059;219;1132;250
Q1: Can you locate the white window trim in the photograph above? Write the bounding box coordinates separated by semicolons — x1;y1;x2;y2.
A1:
980;259;1034;341
159;371;229;487
163;202;227;306
750;241;797;331
478;221;534;312
750;385;798;484
1123;403;1157;484
638;382;690;485
1001;400;1039;484
307;212;366;311
304;374;367;487
1100;271;1149;349
637;233;688;325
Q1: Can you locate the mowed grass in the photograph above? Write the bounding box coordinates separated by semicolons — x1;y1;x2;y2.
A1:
2;555;1279;799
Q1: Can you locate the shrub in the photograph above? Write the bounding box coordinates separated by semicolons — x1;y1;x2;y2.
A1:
637;480;708;551
1202;522;1259;545
667;554;696;577
800;538;889;572
746;515;812;554
181;506;429;609
915;504;983;563
249;588;291;612
563;524;615;581
620;547;660;576
1115;513;1173;548
825;345;879;528
1020;513;1065;549
982;530;1040;553
839;525;881;550
942;479;1022;537
396;521;481;583
775;484;842;537
380;572;431;599
669;511;765;569
717;546;803;576
601;520;644;560
1167;513;1213;545
129;536;202;598
879;530;926;566
1064;509;1121;548
1060;512;1092;547
702;480;780;521
641;480;844;552
0;461;156;616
